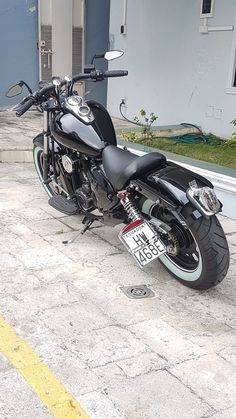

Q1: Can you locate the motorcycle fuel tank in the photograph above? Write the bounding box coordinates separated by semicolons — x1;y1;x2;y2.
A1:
50;113;106;157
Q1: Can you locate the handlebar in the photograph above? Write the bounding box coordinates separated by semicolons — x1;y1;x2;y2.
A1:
73;70;128;83
104;70;128;78
16;96;36;117
16;69;128;117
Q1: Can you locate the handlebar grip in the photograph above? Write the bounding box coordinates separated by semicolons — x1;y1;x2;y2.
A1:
104;70;128;78
16;96;36;117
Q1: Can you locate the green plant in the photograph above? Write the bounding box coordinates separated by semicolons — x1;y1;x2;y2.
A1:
120;131;139;143
231;118;236;126
223;136;236;147
229;119;236;145
134;109;158;143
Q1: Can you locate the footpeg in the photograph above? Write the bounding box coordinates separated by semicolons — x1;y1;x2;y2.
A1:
48;195;79;215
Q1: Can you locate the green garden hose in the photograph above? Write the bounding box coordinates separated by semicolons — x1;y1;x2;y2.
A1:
169;124;223;145
119;103;223;146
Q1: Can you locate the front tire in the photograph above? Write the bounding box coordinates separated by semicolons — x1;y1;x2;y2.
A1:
33;139;53;197
33;134;64;198
150;205;230;290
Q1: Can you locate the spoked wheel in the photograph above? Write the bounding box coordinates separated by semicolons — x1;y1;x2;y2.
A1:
149;205;230;290
33;135;66;198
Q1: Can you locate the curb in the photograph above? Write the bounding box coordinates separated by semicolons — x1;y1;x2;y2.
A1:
121;145;236;219
0;149;32;163
119;144;236;192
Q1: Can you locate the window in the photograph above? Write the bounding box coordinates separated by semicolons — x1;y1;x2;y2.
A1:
233;64;236;88
227;12;236;94
227;49;236;93
200;0;214;18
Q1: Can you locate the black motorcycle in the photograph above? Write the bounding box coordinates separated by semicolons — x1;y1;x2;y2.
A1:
6;50;229;290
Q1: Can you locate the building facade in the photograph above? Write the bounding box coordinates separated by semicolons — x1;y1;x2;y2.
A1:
107;0;236;138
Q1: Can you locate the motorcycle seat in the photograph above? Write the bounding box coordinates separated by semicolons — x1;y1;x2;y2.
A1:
102;145;166;190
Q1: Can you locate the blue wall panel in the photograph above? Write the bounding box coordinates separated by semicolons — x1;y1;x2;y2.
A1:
0;0;39;107
85;0;110;106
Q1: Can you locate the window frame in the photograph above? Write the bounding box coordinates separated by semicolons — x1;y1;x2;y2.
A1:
227;13;236;95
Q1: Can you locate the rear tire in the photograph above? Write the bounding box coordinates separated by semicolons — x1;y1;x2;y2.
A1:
150;205;230;290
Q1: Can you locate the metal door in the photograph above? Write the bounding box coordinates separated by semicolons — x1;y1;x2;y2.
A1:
0;0;39;107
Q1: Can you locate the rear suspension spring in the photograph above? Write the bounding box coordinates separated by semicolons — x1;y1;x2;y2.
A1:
118;192;142;222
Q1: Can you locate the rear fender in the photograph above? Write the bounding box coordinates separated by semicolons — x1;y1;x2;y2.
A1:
149;161;213;200
135;161;221;218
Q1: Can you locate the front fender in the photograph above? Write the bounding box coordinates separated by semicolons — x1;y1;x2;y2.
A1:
33;132;62;152
33;133;44;146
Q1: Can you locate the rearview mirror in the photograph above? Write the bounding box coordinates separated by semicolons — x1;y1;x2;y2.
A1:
5;83;23;98
104;50;124;61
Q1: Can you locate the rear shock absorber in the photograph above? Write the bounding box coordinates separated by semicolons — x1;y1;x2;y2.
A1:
118;191;143;222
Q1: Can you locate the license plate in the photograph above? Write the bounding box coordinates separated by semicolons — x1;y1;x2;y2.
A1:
119;219;166;268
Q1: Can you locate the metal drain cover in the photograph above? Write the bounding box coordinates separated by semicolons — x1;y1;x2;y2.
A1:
121;285;155;299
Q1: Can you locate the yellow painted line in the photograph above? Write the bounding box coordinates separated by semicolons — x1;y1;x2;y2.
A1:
0;314;89;419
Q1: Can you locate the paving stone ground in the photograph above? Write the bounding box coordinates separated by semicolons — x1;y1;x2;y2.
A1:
0;112;236;418
0;110;133;151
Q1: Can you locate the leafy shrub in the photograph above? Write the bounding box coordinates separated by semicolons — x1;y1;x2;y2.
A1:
133;109;158;143
120;131;139;142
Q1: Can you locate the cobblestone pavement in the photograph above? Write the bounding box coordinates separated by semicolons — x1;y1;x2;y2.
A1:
0;110;133;151
0;111;236;418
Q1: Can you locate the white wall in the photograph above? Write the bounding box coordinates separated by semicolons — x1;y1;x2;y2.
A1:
51;0;73;76
40;0;51;25
39;0;84;77
108;0;236;138
73;0;83;27
40;0;83;28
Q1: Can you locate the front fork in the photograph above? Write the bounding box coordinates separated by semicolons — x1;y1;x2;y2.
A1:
43;111;50;182
42;112;72;195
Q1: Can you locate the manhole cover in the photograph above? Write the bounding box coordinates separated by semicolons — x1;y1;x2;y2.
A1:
120;285;155;299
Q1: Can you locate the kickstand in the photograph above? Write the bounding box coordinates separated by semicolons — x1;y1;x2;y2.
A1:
62;217;94;245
